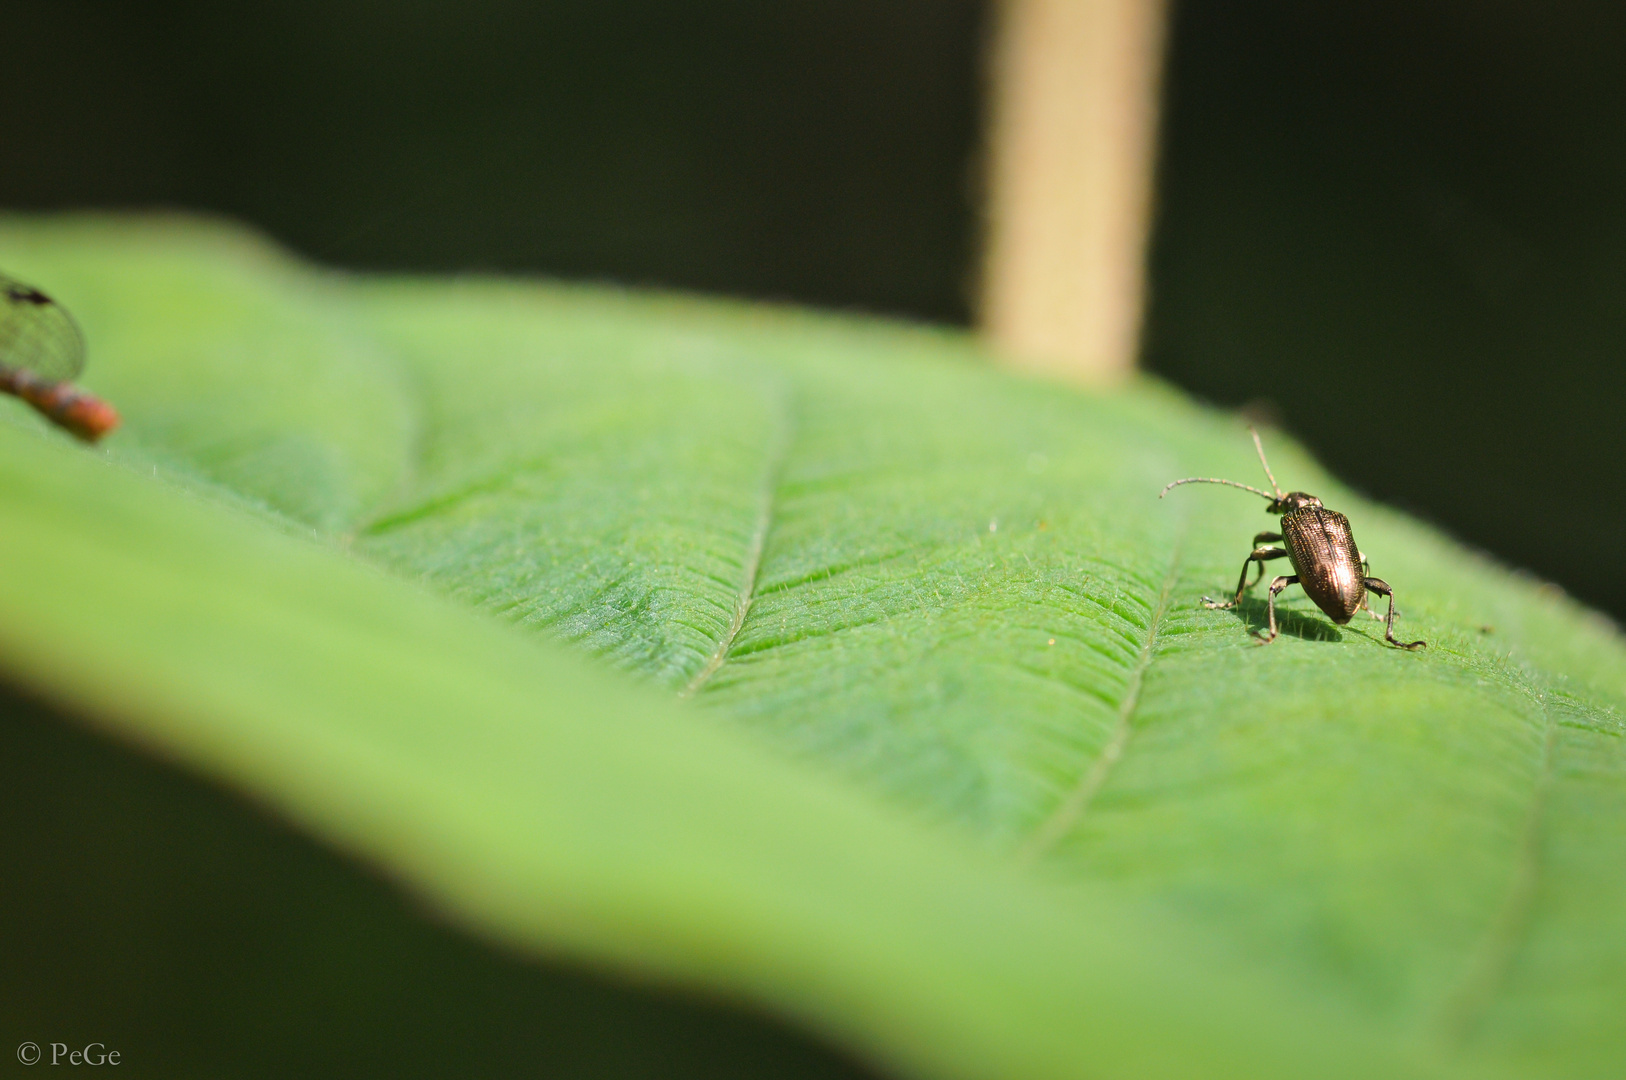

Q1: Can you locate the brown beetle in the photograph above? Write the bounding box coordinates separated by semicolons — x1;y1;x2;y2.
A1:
1161;430;1425;649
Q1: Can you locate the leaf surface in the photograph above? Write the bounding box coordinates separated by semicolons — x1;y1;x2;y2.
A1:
1;217;1623;1079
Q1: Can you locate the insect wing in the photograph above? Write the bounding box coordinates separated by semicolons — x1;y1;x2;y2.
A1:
0;273;86;382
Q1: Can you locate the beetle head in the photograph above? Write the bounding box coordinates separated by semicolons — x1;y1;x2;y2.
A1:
1269;491;1322;515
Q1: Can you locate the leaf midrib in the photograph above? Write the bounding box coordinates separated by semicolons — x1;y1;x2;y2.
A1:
1016;537;1185;865
682;386;795;698
1432;692;1557;1044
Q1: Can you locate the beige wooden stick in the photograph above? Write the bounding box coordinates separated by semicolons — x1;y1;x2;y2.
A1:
979;0;1169;382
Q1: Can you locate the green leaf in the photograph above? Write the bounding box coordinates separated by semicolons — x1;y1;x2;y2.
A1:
2;216;1623;1079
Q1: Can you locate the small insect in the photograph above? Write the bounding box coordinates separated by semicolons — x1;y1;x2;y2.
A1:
0;273;119;441
1161;429;1425;649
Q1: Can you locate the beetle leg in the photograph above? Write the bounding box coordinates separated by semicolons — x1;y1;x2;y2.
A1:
1363;577;1426;649
1356;551;1383;620
1249;533;1284;586
1203;546;1287;609
1259;574;1299;644
1238;545;1287;598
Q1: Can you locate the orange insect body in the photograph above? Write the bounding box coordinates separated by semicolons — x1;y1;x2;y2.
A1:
0;274;120;442
0;368;120;441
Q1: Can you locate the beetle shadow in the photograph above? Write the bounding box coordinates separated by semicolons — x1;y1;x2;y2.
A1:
1226;596;1344;644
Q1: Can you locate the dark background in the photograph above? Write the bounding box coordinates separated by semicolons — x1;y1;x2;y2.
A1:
3;2;1624;1072
0;1;985;321
2;0;1622;617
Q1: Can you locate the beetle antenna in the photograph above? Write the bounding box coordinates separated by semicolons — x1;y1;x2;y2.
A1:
1159;476;1278;500
1249;426;1284;498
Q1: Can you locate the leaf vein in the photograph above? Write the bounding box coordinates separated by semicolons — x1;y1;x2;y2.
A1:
1432;692;1558;1043
1014;539;1184;866
679;391;793;698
